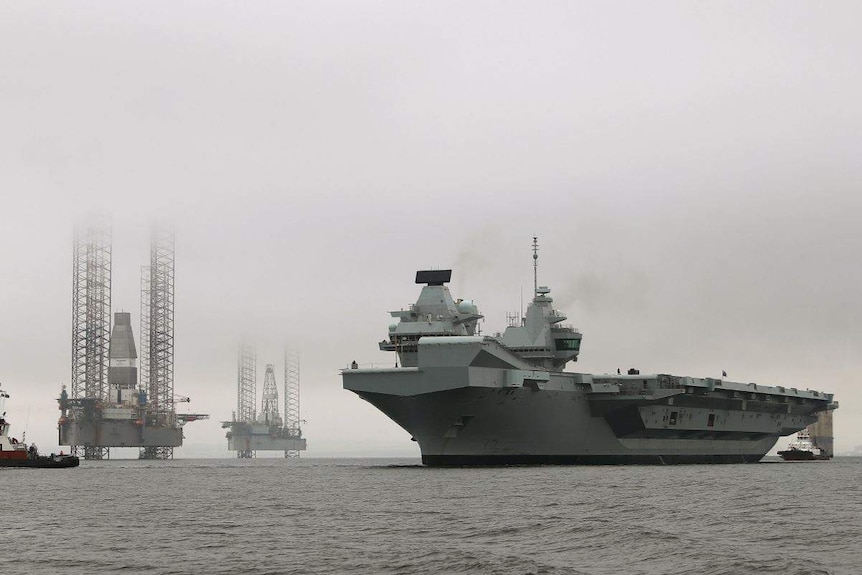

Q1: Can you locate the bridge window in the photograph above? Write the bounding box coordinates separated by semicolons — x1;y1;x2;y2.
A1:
555;338;581;351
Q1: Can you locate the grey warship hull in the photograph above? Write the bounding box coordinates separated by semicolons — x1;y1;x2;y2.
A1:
356;389;773;465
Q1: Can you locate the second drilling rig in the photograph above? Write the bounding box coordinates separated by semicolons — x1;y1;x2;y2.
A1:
222;345;307;458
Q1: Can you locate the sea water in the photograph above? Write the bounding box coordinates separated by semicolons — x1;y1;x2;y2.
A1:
4;457;860;575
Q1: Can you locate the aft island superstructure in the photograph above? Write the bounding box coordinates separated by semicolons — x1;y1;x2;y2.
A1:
342;239;838;465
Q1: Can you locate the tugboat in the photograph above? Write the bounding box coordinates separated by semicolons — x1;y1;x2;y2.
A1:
0;388;79;468
778;428;831;461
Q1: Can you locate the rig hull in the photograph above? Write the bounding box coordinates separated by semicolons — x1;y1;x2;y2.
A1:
224;421;307;453
59;419;182;448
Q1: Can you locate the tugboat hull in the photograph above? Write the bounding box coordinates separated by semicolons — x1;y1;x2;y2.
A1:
1;388;80;469
777;449;831;461
0;454;80;468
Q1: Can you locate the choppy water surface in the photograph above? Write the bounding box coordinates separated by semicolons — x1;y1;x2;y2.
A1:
5;457;860;575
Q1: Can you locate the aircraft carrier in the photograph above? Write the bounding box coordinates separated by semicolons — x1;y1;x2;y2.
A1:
342;239;837;465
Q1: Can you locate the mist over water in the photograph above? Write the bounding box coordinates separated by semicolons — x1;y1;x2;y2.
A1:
7;458;860;575
1;0;861;461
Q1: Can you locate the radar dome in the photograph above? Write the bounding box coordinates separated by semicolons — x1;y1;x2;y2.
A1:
456;300;477;314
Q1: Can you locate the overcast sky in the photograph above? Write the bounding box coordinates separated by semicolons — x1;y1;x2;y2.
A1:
1;2;860;457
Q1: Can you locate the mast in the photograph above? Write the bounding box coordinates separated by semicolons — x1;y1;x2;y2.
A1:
532;236;539;299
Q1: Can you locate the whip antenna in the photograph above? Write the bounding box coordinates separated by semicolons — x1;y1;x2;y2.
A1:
532;236;539;299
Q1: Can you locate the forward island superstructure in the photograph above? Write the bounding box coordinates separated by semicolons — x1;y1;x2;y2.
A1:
343;239;838;465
